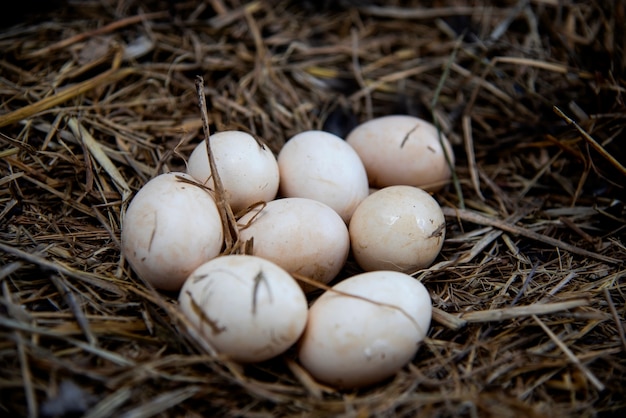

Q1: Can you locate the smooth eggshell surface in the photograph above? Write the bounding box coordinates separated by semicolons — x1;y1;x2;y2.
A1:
121;172;223;291
187;131;280;213
346;115;454;191
349;185;445;273
277;130;369;223
238;197;350;289
298;270;432;388
179;255;308;363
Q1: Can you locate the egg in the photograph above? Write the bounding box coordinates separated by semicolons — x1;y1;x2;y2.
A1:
179;255;308;363
349;185;445;273
298;270;432;388
238;197;350;289
277;130;369;223
345;114;454;192
187;131;280;213
121;172;223;291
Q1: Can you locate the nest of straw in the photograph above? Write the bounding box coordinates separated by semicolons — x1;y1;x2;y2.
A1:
1;0;625;416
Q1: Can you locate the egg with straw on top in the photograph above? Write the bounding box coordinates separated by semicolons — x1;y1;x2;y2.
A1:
346;114;454;192
179;254;308;363
121;172;223;291
187;130;280;214
297;270;432;388
238;197;350;291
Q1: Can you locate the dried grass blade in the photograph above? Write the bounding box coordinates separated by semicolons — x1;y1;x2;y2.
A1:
49;274;97;346
15;331;37;418
208;1;262;29
83;387;133;418
456;208;531;265
517;150;564;200
488;0;530;43
359;5;478;19
545;271;577;298
532;314;605;391
0;242;125;296
604;288;626;352
195;76;239;254
0;316;135;367
349;60;445;102
553;106;626;176
493;56;570;73
460;299;589;323
432;307;467;331
431;35;464;208
0;261;22;280
285;358;332;399
68;118;132;204
16;174;92;216
117;386;202;418
0;67;135;129
351;28;372;120
442;207;622;264
451;62;516;106
463;114;484;201
4;280;38;418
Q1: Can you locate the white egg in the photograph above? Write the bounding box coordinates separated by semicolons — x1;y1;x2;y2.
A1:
187;131;280;213
298;270;432;388
349;185;445;273
346;115;454;192
277;130;369;223
179;255;308;363
121;172;223;291
238;197;350;289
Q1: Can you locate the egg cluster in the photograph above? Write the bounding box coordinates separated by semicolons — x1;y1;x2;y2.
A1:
121;114;453;389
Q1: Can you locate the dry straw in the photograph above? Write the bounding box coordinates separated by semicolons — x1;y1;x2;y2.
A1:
1;0;625;417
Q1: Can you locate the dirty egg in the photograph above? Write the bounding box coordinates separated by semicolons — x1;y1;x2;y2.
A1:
187;131;280;213
121;172;223;291
346;114;454;192
277;130;369;223
179;255;308;363
349;185;445;273
238;197;350;289
298;270;432;388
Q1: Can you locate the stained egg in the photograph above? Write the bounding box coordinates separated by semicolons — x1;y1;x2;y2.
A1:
187;131;280;214
298;270;432;388
277;130;369;223
349;185;445;273
238;197;350;290
346;114;454;192
179;255;308;363
121;172;223;291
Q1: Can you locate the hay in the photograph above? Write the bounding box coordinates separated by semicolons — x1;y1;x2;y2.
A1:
1;0;625;416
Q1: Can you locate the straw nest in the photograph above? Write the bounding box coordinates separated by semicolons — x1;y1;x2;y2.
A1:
1;0;625;417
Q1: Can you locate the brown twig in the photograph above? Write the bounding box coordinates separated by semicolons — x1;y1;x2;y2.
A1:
442;207;621;264
0;67;135;129
532;314;605;391
554;105;626;176
195;76;240;254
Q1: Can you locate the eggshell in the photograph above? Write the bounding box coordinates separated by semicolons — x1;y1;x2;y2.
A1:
179;255;308;363
121;172;223;291
345;115;454;191
187;131;280;213
238;197;350;289
349;185;445;273
277;130;369;223
298;270;432;388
